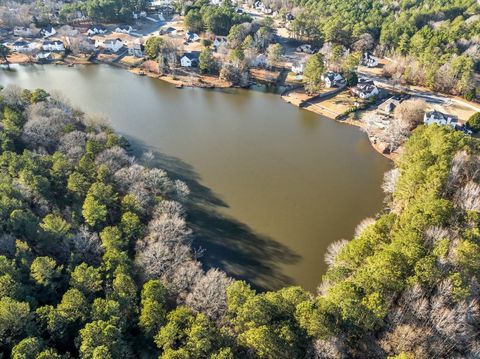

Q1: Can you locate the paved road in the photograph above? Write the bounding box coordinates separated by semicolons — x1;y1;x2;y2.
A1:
359;70;480;112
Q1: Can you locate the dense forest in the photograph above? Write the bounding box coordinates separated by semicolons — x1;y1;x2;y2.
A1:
287;0;479;97
0;84;479;358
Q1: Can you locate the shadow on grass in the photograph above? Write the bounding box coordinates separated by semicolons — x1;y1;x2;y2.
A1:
127;136;300;291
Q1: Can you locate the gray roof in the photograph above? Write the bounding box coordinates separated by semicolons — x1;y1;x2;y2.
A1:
426;110;458;122
13;40;29;46
183;52;199;60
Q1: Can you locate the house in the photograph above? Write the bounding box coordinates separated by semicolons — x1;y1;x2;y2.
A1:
36;52;52;61
377;97;401;116
351;78;379;99
160;27;177;36
180;52;199;67
98;38;124;53
213;36;227;49
185;31;200;42
253;1;267;11
13;26;33;37
151;0;174;8
362;52;378;68
291;61;305;74
423;110;458;129
115;25;133;34
12;40;34;52
296;44;314;54
128;42;144;57
132;11;147;19
285;13;295;21
86;25;107;36
42;40;65;52
40;25;56;38
322;71;344;88
252;54;267;67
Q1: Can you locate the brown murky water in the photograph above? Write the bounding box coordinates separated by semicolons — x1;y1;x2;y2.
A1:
1;64;391;291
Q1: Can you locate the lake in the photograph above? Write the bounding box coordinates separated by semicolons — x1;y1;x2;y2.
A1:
1;64;391;291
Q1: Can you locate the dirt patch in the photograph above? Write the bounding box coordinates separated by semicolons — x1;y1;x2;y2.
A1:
250;68;280;83
120;56;143;67
5;53;31;64
130;66;231;88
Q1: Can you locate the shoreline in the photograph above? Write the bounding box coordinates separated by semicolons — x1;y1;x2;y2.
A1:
1;57;454;161
1;57;397;160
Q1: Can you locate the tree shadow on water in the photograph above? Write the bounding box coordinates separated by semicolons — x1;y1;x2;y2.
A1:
127;137;300;291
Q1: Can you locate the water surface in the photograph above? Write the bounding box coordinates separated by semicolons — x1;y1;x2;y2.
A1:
1;64;391;291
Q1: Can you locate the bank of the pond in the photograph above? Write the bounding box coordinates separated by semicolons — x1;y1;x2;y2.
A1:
1;63;391;291
0;58;401;159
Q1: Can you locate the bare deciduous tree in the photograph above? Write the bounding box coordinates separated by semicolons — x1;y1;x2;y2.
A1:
353;33;375;52
135;239;192;281
307;336;348;359
382;168;400;195
185;269;233;322
324;239;348;267
114;164;146;192
393;99;426;130
173;180;190;202
143;168;172;196
23;102;77;152
354;218;376;238
155;200;185;218
453;181;480;212
95;146;133;173
1;85;24;107
59;130;87;162
169;259;204;300
70;226;104;265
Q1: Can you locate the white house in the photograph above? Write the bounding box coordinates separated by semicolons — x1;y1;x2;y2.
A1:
296;44;314;54
12;40;34;52
291;61;305;74
13;26;33;37
98;38;124;53
423;110;458;129
115;25;134;34
42;40;65;52
213;36;227;49
254;1;265;11
132;11;147;19
86;25;107;36
185;31;200;42
351;79;379;99
151;0;174;7
322;71;344;88
180;53;199;67
362;52;378;68
40;25;56;38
